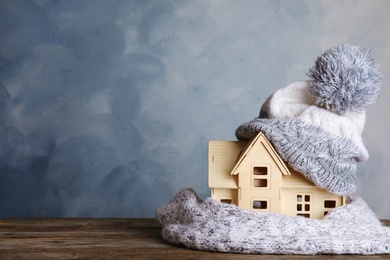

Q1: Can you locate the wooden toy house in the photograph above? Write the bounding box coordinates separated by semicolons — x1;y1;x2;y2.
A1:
208;132;345;219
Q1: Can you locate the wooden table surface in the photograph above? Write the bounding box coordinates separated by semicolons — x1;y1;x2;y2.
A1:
0;218;389;259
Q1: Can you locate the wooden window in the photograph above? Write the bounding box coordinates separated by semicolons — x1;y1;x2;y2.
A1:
324;200;336;208
220;199;232;204
323;199;338;216
252;166;269;188
253;179;268;187
253;167;268;175
253;200;268;209
296;193;311;218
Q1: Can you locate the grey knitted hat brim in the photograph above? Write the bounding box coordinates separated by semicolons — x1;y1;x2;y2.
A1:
157;189;390;255
235;118;360;195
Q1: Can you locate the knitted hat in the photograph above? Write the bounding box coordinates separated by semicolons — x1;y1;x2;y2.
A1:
236;44;381;195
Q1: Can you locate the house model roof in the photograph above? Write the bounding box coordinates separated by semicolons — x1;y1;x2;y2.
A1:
208;132;291;189
230;132;291;177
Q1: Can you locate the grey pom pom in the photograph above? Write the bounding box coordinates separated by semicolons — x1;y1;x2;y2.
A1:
307;44;382;115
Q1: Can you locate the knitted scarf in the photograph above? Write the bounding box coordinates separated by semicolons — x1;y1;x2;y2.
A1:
157;188;390;255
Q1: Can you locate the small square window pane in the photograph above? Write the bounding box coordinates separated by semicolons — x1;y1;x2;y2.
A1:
253;200;267;209
253;179;267;187
221;199;232;204
324;200;336;208
253;167;268;175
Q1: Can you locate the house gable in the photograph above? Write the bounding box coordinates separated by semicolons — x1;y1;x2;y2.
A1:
230;132;290;177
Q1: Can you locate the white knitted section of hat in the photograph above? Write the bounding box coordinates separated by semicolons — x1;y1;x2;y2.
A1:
261;81;315;119
157;189;390;255
261;81;368;161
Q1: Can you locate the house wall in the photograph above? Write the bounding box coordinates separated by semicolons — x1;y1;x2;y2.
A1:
281;188;344;219
281;171;344;219
211;188;237;205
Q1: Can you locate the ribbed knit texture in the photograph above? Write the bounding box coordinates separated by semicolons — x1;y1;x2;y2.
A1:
157;189;390;255
236;118;359;195
258;81;368;161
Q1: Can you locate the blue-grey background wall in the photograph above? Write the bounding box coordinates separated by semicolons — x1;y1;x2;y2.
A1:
0;0;389;218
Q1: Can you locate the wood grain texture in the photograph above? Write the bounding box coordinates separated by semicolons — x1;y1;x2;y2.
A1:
0;218;389;259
